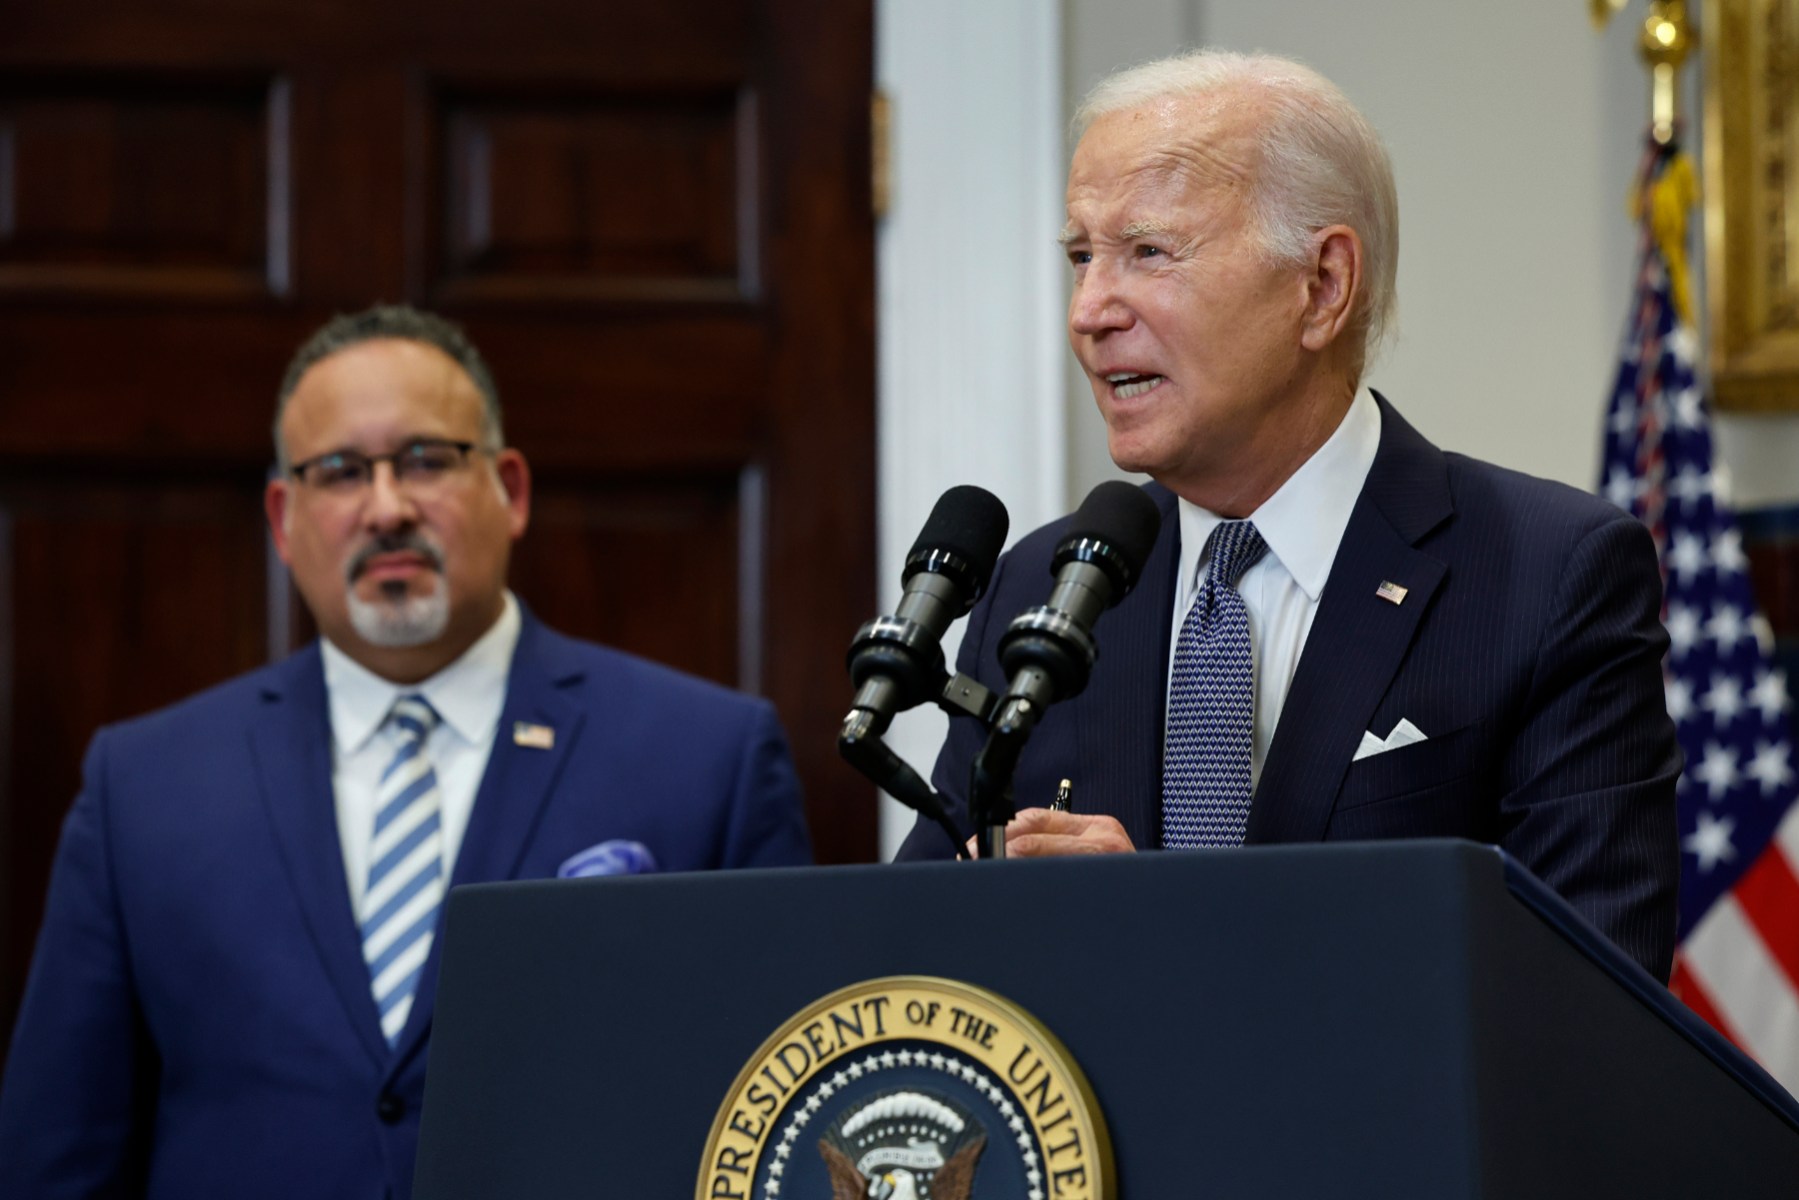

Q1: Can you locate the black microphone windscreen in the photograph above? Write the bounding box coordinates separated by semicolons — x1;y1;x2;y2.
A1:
1066;481;1162;579
909;485;1011;582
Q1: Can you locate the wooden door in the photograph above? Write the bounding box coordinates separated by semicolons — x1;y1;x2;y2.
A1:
0;0;875;1050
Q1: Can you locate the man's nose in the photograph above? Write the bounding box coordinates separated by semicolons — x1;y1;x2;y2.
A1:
362;462;420;529
1068;265;1132;337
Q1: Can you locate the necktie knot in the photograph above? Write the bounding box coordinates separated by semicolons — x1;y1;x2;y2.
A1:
388;694;438;745
1203;520;1268;590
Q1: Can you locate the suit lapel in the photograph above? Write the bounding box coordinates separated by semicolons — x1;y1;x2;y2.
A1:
1080;484;1181;849
388;613;587;1071
442;617;585;888
1248;395;1454;844
249;647;388;1069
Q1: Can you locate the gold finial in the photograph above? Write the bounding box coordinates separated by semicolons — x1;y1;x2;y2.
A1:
1592;1;1696;144
1641;2;1694;143
1638;0;1694;67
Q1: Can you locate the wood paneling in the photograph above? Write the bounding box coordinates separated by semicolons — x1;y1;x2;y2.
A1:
433;85;750;304
510;474;743;685
0;73;287;297
0;0;877;1062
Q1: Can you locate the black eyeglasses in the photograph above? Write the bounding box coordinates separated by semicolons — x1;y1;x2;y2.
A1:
289;438;483;491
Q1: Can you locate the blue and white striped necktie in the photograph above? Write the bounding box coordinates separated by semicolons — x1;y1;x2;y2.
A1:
361;694;445;1047
1162;520;1269;848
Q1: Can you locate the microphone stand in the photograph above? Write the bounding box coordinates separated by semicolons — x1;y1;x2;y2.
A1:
965;693;1041;860
838;671;999;860
967;599;1084;859
843;591;1109;862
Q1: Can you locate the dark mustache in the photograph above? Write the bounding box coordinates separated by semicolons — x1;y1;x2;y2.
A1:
345;533;445;583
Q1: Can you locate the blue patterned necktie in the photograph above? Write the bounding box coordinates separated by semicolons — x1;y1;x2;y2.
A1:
1162;520;1269;848
361;694;445;1046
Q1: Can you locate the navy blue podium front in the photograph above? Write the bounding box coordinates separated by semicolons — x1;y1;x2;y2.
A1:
413;841;1799;1197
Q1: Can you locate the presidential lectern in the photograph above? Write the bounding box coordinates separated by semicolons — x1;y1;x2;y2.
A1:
412;841;1799;1198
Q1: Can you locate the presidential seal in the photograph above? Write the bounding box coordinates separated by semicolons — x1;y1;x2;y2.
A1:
697;976;1112;1200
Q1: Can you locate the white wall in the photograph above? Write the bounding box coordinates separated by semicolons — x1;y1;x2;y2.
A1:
874;2;1066;857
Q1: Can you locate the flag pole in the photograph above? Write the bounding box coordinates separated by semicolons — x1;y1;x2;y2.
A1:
1597;0;1700;325
1638;1;1694;145
1592;1;1696;146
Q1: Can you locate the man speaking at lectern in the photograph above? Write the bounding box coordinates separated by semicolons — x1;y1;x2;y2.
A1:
0;306;811;1198
898;51;1680;982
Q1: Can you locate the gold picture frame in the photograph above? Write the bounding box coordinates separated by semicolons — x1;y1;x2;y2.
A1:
1704;0;1799;408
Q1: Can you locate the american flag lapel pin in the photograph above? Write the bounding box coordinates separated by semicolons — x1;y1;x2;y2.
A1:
513;721;555;750
1376;580;1409;606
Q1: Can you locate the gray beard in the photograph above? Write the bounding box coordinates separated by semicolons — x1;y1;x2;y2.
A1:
346;578;450;648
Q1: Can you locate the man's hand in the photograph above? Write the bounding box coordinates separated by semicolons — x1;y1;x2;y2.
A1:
972;807;1136;858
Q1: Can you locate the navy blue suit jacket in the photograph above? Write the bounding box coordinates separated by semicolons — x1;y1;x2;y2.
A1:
900;397;1680;980
0;612;810;1198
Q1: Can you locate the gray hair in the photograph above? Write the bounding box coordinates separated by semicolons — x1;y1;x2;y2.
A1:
274;304;504;470
1075;50;1399;368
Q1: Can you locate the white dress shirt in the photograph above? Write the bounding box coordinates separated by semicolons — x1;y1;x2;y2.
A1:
323;592;521;913
1167;389;1382;789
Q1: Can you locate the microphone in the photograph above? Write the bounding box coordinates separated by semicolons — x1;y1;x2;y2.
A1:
845;485;1010;731
966;481;1161;857
994;480;1162;720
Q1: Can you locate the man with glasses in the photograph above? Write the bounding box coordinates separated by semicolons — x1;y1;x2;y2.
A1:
0;305;812;1199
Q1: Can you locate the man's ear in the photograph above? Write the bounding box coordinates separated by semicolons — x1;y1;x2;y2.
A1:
494;449;532;540
264;477;294;564
1300;225;1363;353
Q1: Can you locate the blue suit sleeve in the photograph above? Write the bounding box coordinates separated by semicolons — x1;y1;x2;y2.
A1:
1498;512;1681;981
718;701;812;868
0;730;155;1197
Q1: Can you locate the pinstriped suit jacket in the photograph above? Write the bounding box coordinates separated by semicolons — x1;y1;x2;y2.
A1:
898;395;1681;981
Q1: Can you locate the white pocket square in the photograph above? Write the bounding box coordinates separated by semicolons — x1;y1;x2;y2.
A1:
1353;718;1429;762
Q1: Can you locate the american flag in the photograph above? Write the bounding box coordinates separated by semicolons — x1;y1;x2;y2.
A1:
1600;139;1799;1094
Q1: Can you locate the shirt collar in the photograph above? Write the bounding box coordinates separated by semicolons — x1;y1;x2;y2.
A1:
1176;388;1382;601
322;591;522;754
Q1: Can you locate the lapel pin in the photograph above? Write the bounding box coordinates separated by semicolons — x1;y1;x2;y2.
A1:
513;721;556;750
1376;580;1409;606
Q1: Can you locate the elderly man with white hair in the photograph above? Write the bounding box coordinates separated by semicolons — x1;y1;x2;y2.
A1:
898;49;1680;982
